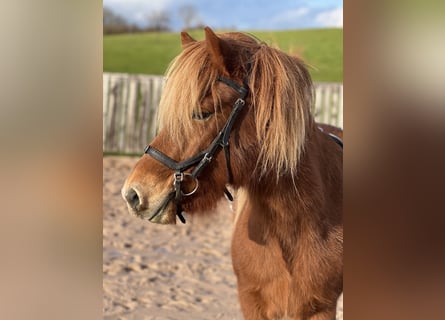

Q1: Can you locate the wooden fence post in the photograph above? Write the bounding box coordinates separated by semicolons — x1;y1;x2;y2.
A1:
103;73;343;154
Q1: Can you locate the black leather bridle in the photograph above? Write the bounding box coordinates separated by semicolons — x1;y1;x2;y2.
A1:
143;69;343;224
144;75;249;223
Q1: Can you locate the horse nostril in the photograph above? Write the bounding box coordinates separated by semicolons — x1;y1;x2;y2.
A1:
125;188;141;210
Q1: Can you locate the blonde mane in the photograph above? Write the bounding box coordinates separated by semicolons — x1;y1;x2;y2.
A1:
158;42;220;144
249;43;313;176
158;32;314;176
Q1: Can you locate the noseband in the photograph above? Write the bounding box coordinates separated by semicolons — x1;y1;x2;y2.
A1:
144;75;249;223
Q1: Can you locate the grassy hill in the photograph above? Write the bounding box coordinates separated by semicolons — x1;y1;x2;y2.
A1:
103;28;342;82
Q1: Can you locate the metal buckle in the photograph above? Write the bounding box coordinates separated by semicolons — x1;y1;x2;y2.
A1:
172;172;199;196
174;172;184;182
235;98;245;107
203;153;212;162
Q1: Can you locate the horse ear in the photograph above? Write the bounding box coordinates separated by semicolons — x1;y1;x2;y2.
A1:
204;27;230;75
180;31;196;48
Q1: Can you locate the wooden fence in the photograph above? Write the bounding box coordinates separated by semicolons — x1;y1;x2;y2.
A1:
103;72;343;154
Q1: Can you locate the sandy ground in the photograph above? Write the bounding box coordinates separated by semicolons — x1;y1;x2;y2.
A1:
103;156;343;320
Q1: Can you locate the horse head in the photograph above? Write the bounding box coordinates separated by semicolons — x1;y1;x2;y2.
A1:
122;27;313;224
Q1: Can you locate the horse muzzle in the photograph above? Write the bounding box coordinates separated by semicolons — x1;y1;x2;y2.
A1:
121;185;176;224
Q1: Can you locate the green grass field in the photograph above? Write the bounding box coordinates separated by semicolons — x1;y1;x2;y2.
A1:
104;28;342;82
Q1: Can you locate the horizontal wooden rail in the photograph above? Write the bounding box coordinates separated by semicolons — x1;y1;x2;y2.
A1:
103;72;343;154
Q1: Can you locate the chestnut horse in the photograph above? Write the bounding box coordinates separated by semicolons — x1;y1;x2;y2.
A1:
122;27;342;320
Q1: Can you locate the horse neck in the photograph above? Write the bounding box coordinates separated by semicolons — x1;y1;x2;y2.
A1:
238;125;341;243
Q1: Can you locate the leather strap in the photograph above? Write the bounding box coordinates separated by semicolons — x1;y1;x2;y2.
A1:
144;145;206;171
217;76;247;98
144;74;249;223
328;133;343;148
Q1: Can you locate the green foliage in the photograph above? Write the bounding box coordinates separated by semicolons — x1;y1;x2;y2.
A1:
104;28;342;82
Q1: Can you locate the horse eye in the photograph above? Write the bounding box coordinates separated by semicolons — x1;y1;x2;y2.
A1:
192;111;214;120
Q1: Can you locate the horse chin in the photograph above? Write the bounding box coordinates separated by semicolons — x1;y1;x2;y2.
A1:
147;206;176;225
145;198;176;225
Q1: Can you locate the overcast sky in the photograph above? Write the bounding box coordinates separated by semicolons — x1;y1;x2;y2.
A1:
104;0;343;31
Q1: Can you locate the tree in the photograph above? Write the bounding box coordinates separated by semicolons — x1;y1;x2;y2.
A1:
146;10;171;32
178;4;202;30
103;6;131;34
